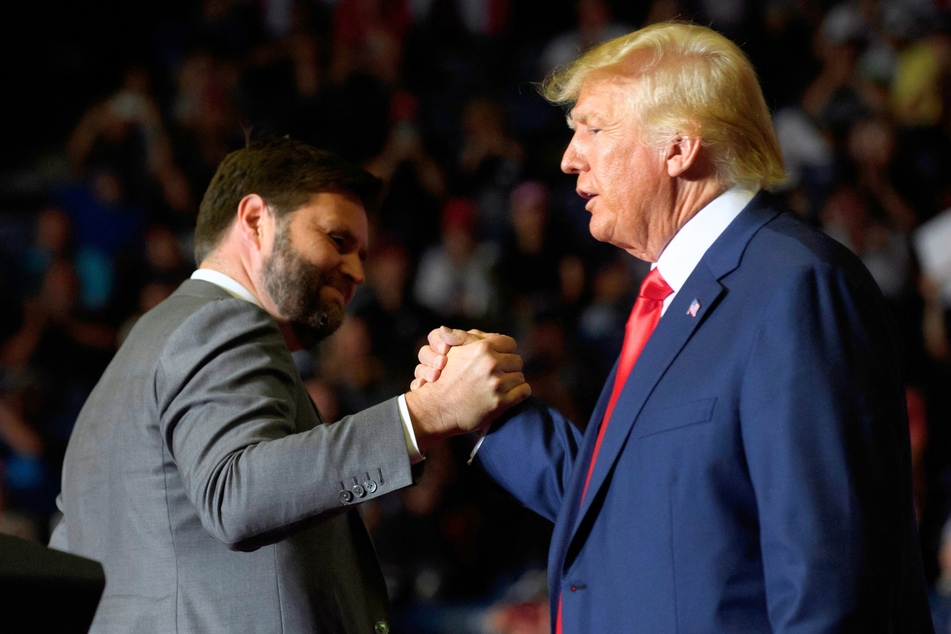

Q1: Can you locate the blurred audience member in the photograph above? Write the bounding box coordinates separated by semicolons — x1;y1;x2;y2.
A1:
352;238;439;383
113;224;191;329
317;315;405;417
480;568;549;634
168;48;245;210
365;90;448;255
539;0;630;75
0;260;115;524
52;166;148;313
455;97;524;242
20;206;74;296
496;181;564;315
329;0;413;85
66;65;179;205
576;252;644;378
414;198;500;327
801;6;886;149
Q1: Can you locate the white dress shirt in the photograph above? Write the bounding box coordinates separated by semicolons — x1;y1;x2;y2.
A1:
654;186;757;313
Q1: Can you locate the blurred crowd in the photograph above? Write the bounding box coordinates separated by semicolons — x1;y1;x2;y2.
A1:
1;0;951;631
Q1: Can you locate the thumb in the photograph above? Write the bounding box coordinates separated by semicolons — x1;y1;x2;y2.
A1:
438;325;481;346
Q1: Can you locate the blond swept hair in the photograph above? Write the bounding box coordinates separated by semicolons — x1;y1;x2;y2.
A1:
541;22;785;190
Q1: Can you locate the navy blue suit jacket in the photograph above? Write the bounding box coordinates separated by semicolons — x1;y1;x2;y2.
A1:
476;194;933;632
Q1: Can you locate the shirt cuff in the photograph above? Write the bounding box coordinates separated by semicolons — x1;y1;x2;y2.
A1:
397;393;425;464
467;433;486;466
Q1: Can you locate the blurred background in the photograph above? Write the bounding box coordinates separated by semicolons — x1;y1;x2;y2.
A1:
1;0;951;631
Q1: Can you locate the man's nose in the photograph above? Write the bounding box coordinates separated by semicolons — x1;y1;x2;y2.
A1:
561;139;583;174
342;252;365;286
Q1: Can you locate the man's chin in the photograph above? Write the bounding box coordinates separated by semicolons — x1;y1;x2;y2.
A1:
280;315;342;351
588;219;613;245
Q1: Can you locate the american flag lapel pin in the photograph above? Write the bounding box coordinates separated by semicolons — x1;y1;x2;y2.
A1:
687;298;701;317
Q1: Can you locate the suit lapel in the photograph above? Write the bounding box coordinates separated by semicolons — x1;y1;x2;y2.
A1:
563;194;784;556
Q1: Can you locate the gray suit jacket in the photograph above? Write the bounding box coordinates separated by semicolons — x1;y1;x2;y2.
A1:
50;279;415;633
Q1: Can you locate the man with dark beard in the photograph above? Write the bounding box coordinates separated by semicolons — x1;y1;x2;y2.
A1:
48;137;530;633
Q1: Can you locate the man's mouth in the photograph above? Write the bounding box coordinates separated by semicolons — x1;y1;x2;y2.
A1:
576;188;596;200
329;283;355;305
578;189;598;211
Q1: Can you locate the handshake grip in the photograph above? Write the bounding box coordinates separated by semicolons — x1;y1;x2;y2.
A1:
403;327;531;453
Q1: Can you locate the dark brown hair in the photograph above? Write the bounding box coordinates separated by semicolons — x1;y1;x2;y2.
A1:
193;137;382;263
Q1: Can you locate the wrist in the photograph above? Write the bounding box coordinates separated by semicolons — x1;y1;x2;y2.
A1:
403;389;447;454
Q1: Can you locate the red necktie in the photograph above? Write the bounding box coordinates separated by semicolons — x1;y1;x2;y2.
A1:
556;267;672;633
580;267;672;501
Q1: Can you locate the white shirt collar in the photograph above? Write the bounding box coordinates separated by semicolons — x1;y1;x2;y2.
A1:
655;186;757;300
191;269;263;308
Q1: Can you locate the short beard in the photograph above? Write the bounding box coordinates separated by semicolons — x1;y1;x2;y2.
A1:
262;224;344;342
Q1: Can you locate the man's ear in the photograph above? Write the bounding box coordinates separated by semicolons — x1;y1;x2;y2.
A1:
665;135;703;178
236;194;269;251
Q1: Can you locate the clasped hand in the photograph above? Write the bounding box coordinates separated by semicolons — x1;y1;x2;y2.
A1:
403;327;530;452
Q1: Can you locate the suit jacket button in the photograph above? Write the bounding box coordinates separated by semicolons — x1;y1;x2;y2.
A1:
338;490;353;504
364;480;378;494
374;620;389;633
352;484;366;498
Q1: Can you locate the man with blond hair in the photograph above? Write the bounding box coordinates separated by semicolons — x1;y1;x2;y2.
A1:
418;22;933;632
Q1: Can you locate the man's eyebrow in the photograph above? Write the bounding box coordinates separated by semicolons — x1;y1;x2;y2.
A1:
569;106;598;129
566;108;582;130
